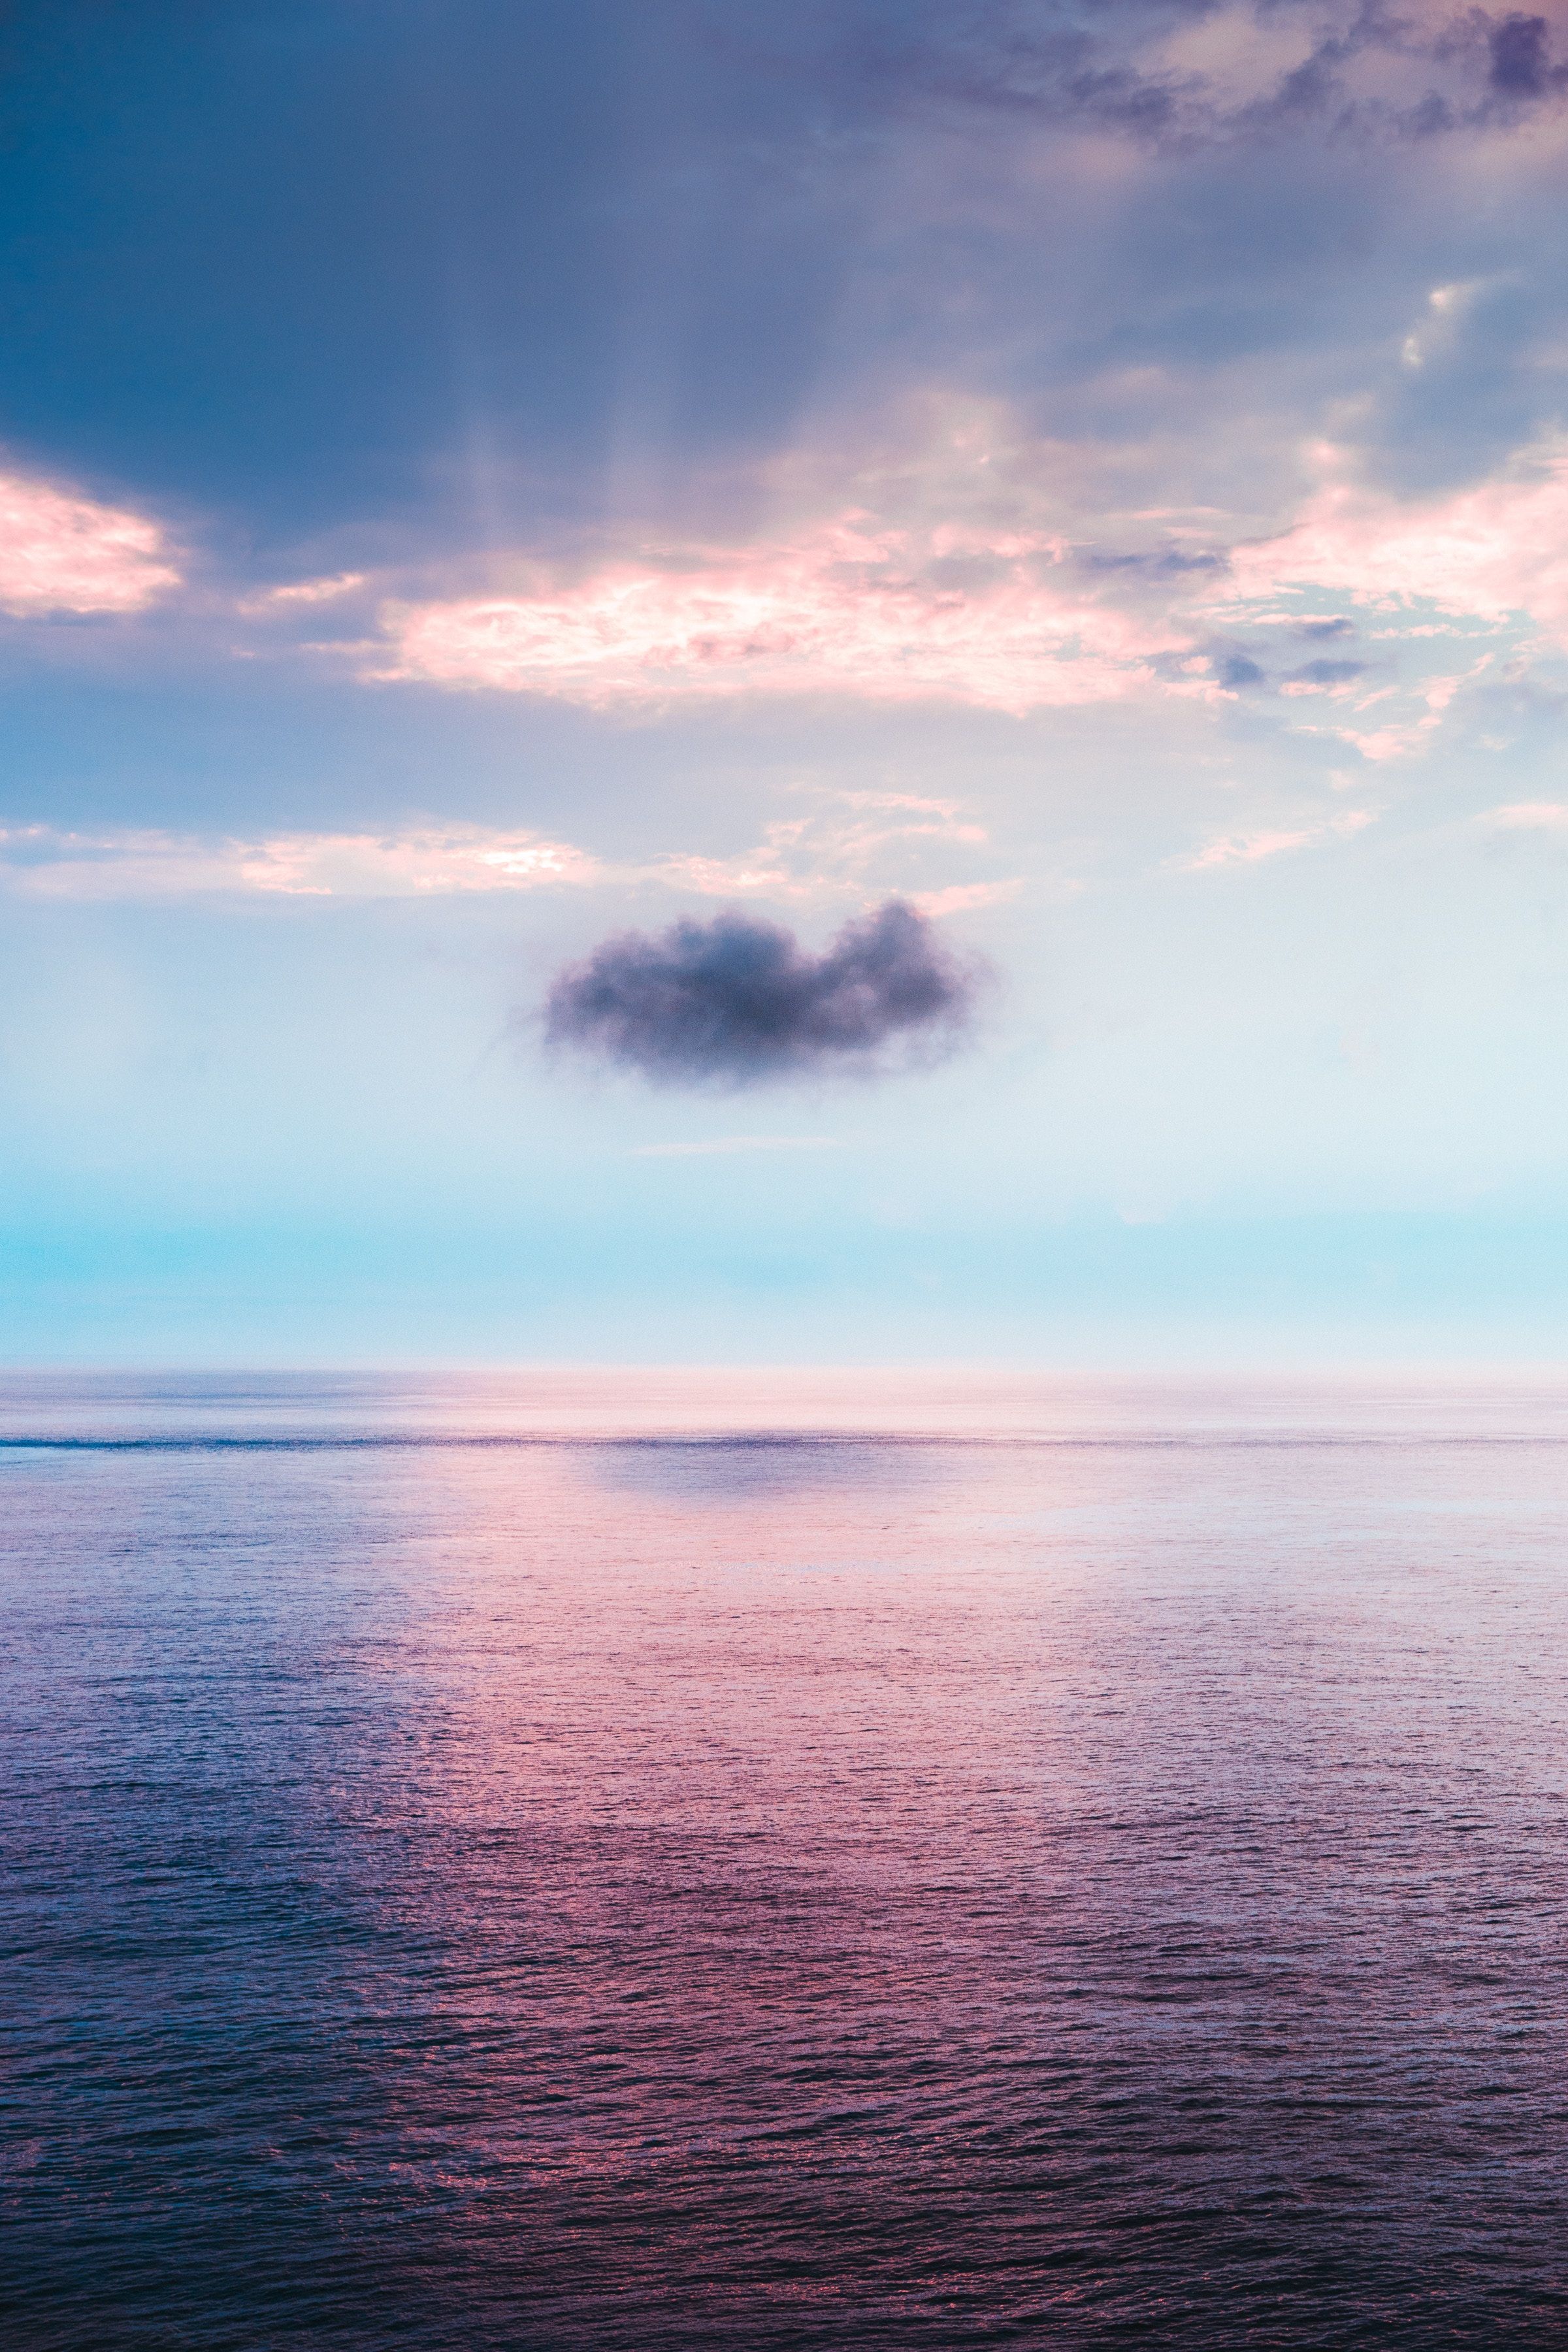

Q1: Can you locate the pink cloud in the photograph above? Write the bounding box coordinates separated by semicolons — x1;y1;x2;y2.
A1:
244;571;366;612
1316;661;1492;762
0;471;180;615
909;879;1024;914
1177;808;1375;871
1486;802;1568;829
1230;442;1568;641
235;828;598;895
374;515;1187;711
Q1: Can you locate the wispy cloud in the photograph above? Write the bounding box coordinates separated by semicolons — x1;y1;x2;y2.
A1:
649;796;1005;902
0;824;598;900
0;470;179;615
630;1135;843;1157
0;796;1020;910
1176;808;1376;872
1484;800;1568;828
242;571;366;612
1227;441;1568;644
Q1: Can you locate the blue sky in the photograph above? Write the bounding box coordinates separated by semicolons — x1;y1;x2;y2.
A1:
6;0;1568;1362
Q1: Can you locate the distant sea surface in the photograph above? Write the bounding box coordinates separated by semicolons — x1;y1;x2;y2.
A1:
6;1369;1568;2349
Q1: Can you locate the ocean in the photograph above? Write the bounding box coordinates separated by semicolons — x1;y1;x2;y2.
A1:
5;1369;1567;2349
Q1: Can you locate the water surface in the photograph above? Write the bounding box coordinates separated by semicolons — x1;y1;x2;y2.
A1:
5;1371;1567;2347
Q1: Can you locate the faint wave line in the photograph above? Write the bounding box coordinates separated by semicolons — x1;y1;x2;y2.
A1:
0;1431;1557;1454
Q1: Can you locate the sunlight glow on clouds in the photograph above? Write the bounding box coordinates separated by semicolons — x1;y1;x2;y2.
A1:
0;471;180;615
1229;441;1568;643
356;410;1568;751
374;516;1189;712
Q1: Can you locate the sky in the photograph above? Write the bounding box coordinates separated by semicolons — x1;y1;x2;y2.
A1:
6;0;1568;1364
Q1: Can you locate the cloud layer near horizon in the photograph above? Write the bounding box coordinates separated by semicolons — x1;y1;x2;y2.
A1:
544;899;982;1085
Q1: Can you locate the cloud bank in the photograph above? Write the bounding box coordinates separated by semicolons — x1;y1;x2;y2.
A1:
361;401;1568;737
544;899;983;1085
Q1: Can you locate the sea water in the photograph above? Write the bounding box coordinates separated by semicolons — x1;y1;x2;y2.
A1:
5;1370;1568;2348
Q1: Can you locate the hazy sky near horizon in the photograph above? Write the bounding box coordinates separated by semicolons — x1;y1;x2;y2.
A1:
6;0;1568;1362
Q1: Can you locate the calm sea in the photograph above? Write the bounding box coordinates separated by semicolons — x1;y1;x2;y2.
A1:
5;1369;1568;2349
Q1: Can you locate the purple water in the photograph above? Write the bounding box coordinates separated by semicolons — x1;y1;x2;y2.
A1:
5;1371;1568;2347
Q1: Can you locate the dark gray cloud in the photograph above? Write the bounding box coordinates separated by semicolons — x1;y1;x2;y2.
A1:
545;899;982;1086
1083;546;1226;576
1289;657;1365;687
1488;12;1568;95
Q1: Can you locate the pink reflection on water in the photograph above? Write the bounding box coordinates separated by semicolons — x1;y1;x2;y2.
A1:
8;1373;1568;2337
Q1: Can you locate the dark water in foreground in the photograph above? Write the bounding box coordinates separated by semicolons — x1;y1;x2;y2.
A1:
5;1371;1568;2349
